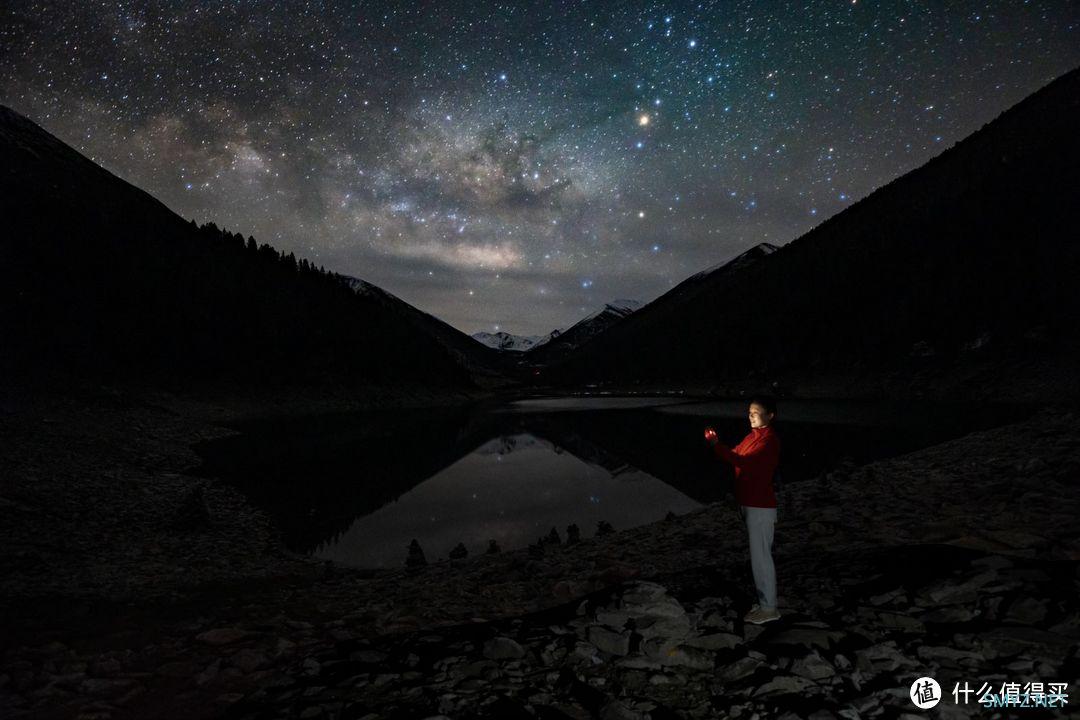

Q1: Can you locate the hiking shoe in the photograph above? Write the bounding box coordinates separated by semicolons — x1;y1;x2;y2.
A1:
742;604;761;622
745;607;781;625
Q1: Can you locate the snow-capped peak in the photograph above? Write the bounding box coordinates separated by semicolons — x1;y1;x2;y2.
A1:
579;298;644;324
472;331;553;352
342;274;400;302
692;242;779;280
607;298;644;313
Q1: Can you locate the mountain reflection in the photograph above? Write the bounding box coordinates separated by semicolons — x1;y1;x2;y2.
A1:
189;397;1029;568
314;432;701;568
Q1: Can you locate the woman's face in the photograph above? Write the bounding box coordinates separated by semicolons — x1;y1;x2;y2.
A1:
748;403;773;428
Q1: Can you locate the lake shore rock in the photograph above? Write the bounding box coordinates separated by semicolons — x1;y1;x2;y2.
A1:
1;379;1077;718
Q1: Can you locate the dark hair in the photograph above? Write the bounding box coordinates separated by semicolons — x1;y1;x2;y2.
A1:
748;394;777;416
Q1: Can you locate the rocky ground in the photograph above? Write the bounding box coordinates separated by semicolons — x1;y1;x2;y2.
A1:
1;379;1078;719
228;548;1080;720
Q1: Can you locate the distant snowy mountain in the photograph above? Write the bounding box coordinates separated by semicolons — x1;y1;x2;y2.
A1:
472;330;554;352
473;298;644;357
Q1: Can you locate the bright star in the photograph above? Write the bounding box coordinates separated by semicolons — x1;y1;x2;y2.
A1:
638;114;650;126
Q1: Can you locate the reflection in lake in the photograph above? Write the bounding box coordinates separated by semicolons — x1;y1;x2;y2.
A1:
189;396;1032;570
503;396;695;412
314;433;701;568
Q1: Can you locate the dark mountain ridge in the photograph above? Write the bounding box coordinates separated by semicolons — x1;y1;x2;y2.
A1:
0;104;476;392
542;66;1080;398
524;298;644;364
342;275;515;384
532;242;777;369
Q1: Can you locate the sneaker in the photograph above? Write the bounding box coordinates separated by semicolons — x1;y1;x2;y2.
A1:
742;604;761;622
745;607;781;625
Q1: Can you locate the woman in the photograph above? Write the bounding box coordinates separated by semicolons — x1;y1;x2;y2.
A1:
704;395;781;624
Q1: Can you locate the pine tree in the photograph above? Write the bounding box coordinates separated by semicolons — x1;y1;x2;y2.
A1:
406;539;427;567
566;523;581;544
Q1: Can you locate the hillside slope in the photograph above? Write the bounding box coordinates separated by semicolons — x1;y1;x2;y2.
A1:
543;67;1080;398
0;104;477;392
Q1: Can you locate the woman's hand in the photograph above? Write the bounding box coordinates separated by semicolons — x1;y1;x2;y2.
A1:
703;426;719;445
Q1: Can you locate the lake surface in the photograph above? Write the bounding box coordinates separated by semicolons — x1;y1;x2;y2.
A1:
190;395;1032;569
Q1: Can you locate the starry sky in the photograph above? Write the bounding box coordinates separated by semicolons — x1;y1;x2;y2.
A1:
2;2;1078;336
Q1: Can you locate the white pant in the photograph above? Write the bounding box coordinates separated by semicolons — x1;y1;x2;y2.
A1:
740;505;777;609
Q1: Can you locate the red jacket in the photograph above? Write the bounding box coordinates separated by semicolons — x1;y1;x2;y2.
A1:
712;425;780;508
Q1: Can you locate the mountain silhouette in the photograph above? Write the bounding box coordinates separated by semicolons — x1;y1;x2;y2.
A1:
0;104;476;392
524;298;644;364
541;66;1080;399
343;275;515;386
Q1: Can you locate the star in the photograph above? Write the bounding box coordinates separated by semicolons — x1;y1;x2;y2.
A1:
8;0;1072;339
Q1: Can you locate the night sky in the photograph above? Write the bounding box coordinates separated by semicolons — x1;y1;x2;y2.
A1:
2;2;1078;337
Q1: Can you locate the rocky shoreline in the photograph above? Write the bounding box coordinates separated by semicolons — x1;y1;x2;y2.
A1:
229;545;1079;720
1;381;1078;719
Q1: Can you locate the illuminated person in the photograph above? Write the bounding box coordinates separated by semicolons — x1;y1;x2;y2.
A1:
704;396;781;624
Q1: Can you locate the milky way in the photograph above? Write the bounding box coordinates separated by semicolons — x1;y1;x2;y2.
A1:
2;1;1078;335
